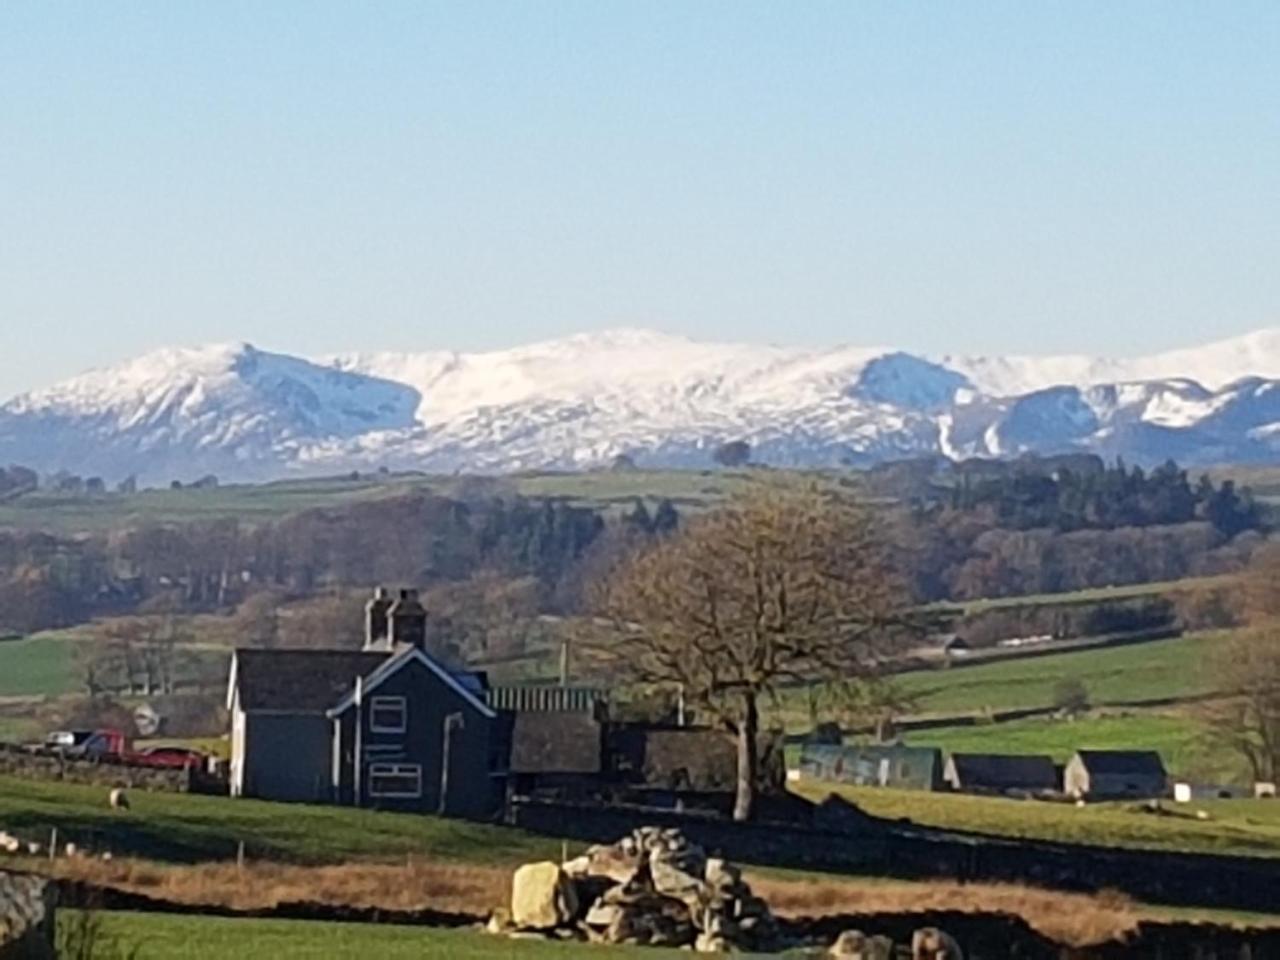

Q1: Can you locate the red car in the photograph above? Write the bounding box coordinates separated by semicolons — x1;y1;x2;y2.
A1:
136;746;206;770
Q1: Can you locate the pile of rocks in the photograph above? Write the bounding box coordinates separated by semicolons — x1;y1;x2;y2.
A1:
497;826;779;952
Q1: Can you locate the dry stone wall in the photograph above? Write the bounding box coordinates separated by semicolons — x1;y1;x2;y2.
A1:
508;797;1280;914
0;870;54;959
0;744;222;793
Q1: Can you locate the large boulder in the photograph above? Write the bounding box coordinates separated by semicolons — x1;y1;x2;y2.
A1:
511;861;579;930
650;846;707;903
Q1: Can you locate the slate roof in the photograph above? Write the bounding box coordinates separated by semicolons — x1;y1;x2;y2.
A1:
607;726;786;793
509;711;603;774
1073;750;1167;777
230;649;389;712
947;753;1058;790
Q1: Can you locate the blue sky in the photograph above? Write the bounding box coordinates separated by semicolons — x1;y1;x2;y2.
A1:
2;2;1278;395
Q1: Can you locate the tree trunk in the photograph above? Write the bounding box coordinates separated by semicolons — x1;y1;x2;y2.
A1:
733;691;759;822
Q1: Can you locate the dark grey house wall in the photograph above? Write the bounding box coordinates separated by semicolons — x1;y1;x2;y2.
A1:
241;712;333;803
1083;771;1166;799
336;659;496;817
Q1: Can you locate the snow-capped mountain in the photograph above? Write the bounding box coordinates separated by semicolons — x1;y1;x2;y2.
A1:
6;327;1280;484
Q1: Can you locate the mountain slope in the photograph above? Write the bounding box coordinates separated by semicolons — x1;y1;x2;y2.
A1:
4;328;1280;483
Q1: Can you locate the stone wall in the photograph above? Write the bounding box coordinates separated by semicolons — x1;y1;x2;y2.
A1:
508;798;1280;914
789;911;1280;960
0;870;54;959
0;744;224;794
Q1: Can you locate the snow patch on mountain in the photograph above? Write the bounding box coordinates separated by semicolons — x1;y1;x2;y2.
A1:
4;326;1280;483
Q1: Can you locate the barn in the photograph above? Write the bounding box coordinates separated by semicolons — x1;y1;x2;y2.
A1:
1064;750;1167;800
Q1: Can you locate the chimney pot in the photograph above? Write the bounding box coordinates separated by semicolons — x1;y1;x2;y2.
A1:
364;586;393;650
388;586;427;651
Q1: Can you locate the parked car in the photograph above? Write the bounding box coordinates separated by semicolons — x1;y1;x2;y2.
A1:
136;746;206;770
43;730;94;750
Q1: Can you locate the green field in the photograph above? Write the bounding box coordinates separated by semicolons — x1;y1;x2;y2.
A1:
0;630;232;701
0;776;559;866
894;632;1221;715
771;632;1225;737
903;711;1238;781
0;469;765;535
0;635;79;697
69;912;680;959
940;574;1235;615
4;765;1280;872
794;782;1280;859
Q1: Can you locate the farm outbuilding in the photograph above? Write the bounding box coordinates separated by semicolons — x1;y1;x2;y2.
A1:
799;744;944;791
1064;750;1167;800
943;753;1059;795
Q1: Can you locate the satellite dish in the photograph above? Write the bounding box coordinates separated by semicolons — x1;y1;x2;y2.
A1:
134;703;161;737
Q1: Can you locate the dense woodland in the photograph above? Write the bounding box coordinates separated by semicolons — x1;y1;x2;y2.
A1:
885;457;1265;601
0;456;1269;650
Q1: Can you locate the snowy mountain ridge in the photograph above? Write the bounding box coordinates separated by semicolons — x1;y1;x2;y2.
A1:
5;327;1280;484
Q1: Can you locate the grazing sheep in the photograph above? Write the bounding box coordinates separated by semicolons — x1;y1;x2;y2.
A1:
109;787;130;811
912;927;963;960
64;842;79;859
25;842;40;856
0;832;20;854
829;930;894;960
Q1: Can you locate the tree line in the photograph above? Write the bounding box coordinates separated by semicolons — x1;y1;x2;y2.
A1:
0;492;682;634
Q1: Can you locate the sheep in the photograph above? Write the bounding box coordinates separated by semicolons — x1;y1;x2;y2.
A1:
912;927;964;960
829;930;895;960
109;787;130;811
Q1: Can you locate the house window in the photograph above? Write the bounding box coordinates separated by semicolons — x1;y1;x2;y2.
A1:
369;696;407;733
368;763;422;798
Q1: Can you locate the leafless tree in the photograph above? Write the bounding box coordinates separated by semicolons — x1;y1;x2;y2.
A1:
586;482;912;820
817;676;921;743
1203;627;1280;783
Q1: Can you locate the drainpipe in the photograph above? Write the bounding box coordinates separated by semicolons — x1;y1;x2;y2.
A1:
439;712;464;816
353;676;363;808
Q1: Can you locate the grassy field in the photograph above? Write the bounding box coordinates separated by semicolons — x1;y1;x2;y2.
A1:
5;763;1280;872
69;912;681;959
0;776;559;865
902;711;1239;781
793;781;1280;859
769;631;1225;740
0;635;79;697
0;469;765;535
940;574;1235;615
893;632;1221;715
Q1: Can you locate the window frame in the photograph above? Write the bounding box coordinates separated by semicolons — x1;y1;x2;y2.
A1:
367;762;423;799
368;695;408;734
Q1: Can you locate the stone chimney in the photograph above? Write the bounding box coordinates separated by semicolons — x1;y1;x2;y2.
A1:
388;588;427;651
364;587;393;651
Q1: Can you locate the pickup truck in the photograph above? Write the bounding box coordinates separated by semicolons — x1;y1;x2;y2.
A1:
43;729;206;770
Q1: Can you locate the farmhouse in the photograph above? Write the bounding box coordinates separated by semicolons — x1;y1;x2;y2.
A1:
226;588;786;818
943;753;1058;795
1064;750;1167;800
227;588;498;816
